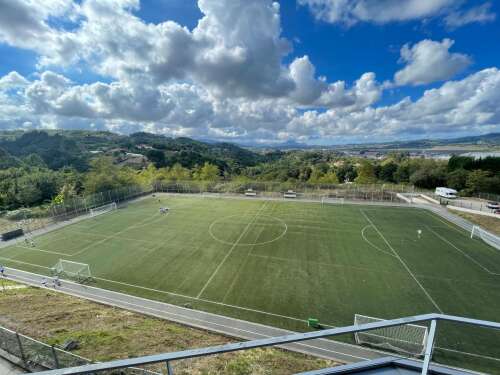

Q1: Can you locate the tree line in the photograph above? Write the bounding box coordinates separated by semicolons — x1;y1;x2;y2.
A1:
1;152;499;213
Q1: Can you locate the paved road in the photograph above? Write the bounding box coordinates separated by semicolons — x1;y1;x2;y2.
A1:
3;268;385;364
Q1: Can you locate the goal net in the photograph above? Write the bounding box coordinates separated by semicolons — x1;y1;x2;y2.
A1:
354;314;428;357
53;259;92;282
321;196;345;205
471;226;500;251
89;202;117;217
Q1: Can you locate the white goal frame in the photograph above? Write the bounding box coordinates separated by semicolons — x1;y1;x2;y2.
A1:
89;202;117;217
471;226;500;251
53;259;92;282
354;314;428;357
321;196;345;206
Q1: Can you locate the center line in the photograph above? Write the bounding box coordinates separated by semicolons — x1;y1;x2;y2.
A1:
197;201;268;298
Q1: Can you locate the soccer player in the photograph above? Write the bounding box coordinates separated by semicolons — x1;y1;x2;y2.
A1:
417;229;422;239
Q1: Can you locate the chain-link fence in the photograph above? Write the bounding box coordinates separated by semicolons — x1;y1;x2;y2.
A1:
474;191;500;202
153;180;424;204
0;185;153;236
0;325;158;374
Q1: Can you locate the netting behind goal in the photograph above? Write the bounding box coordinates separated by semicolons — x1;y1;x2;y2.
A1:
354;314;428;356
321;196;345;205
89;202;117;217
471;226;500;251
53;259;91;281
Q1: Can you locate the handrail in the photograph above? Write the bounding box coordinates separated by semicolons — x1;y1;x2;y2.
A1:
32;314;500;375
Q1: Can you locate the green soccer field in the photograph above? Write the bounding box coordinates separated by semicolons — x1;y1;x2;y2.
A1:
1;194;500;371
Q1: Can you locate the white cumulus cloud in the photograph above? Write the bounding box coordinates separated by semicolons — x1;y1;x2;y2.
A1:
394;39;471;86
299;0;495;28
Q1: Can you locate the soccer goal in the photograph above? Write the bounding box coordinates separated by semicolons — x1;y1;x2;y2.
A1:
321;196;345;206
52;259;92;282
354;314;428;357
471;226;500;251
89;202;117;217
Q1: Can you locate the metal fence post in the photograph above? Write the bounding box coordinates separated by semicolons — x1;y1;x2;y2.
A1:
421;319;437;375
15;332;27;367
51;345;60;369
166;360;174;375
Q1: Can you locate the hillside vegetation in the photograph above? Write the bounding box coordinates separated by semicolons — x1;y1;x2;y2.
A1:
0;130;498;213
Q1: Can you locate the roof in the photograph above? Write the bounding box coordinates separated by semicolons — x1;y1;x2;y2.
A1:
296;357;476;375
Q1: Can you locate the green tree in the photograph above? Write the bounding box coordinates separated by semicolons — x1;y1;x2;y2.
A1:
465;170;494;194
308;168;324;184
335;163;357;183
378;162;398;183
16;182;42;206
446;169;468;191
167;163;191;181
355;161;377;184
195;162;220;181
318;171;339;184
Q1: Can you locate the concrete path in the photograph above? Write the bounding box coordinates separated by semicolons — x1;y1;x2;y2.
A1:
2;268;385;364
0;358;25;374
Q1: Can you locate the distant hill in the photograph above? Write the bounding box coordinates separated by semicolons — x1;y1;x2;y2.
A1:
244;132;500;151
0;130;267;173
356;133;500;150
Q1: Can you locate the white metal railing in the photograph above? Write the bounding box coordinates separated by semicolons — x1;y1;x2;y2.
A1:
30;314;500;375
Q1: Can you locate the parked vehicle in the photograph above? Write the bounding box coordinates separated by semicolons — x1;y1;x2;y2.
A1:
494;209;500;215
486;202;500;209
435;187;458;199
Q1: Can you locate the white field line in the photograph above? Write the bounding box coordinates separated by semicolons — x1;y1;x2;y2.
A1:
0;256;52;270
221;202;275;302
90;276;314;325
415;273;500;288
8;264;500;364
360;209;444;314
434;346;500;363
0;255;316;326
197;201;268;298
15;244;76;257
425;226;500;276
66;230;161;246
248;253;406;276
423;210;469;237
7;271;370;362
360;225;396;258
65;210;165;257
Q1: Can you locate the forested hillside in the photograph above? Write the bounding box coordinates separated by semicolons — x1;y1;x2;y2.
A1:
0;130;499;212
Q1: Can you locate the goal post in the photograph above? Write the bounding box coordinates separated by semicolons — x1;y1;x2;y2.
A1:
321;196;345;206
354;314;428;357
471;226;500;250
52;259;92;282
89;202;117;217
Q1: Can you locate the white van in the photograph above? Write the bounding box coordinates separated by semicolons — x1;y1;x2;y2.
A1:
435;187;458;199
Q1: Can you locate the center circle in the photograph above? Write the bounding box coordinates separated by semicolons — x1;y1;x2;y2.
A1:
209;214;287;246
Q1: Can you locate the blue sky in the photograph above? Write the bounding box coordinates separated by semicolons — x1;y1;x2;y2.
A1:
0;0;499;144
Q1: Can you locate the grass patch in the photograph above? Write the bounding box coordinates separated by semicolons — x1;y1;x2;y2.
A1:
451;210;500;235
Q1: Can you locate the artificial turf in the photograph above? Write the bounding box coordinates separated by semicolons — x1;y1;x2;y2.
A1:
1;194;499;372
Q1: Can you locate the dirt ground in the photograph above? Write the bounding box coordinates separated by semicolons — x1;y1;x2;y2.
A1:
0;282;335;374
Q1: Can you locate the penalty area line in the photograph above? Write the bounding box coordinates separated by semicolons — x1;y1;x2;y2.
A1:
360;209;444;314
